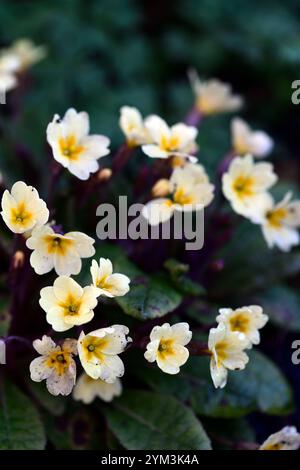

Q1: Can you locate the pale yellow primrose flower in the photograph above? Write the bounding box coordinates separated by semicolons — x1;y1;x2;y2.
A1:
142;115;198;161
222;154;277;220
208;323;249;389
90;258;130;298
216;305;268;348
39;276;98;332
260;426;300;450
78;325;131;382
73;373;122;404
26;225;95;276
142;163;214;225
188;69;243;115
119;106;149;147
258;192;300;252
30;335;77;396
47;108;110;180
144;322;192;375
231;117;273;158
7;39;46;70
1;181;49;234
0;52;20;92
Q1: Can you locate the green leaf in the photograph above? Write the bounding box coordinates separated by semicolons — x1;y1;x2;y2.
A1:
0;378;46;450
136;351;293;418
190;351;293;418
252;285;300;332
79;244;182;320
104;390;211;450
212;221;300;297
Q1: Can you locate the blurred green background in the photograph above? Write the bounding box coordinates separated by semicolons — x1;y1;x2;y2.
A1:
1;0;300;181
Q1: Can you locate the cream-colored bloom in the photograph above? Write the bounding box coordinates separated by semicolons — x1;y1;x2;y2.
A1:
143;163;214;225
1;181;49;234
78;325;131;382
0;52;20;92
142;115;198;161
208;323;249;389
39;276;98;332
260;426;300;450
90;258;130;298
26;225;95;275
47;108;110;180
30;335;77;396
8;39;46;70
151;179;171;197
119;106;149;147
258;192;300;252
222;154;277;219
73;373;122;403
144;322;192;374
216;305;268;348
189;69;243;115
231;118;273;158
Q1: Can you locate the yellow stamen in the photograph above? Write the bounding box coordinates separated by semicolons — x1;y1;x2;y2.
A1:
10;202;33;227
45;350;71;375
157;338;174;359
173;187;195;205
44;235;74;256
266;207;287;228
59;134;85;161
81;336;108;362
232;175;254;198
160;134;180;152
229;313;250;333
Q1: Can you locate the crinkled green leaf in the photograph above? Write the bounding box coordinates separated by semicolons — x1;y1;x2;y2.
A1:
189;351;294;418
137;351;293;418
0;378;46;450
104;390;211;450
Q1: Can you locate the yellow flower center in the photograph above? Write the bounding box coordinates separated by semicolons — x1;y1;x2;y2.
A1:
59;134;85;161
157;338;174;359
45;350;71;375
266;207;287;228
10;202;33;228
81;335;108;362
173;187;195;205
232;175;254;198
44;234;74;256
160;134;180;152
59;293;81;317
214;341;228;366
229;313;250;333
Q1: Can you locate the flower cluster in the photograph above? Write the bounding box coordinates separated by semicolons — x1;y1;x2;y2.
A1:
0;56;298;450
208;305;268;388
120;107;198;164
221;122;300;251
